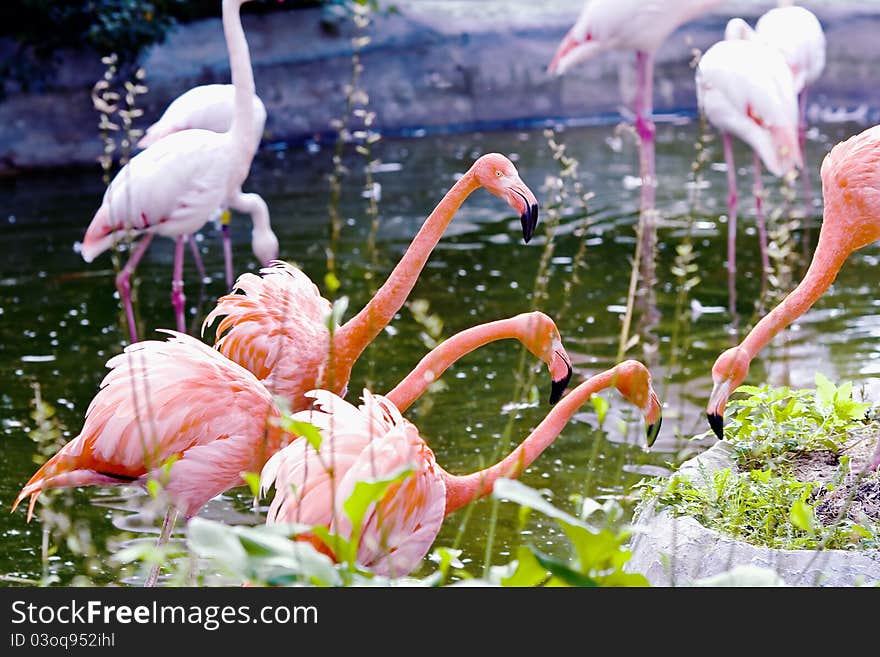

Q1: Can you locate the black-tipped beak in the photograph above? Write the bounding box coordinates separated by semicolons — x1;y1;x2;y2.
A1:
549;360;573;405
707;413;724;440
646;415;662;448
520;202;539;243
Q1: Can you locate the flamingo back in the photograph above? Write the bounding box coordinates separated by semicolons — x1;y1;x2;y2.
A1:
755;6;826;92
204;262;334;409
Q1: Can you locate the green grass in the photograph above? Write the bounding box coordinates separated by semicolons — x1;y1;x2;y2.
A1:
637;374;880;551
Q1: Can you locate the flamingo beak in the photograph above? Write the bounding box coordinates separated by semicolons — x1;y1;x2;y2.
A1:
548;345;573;405
645;388;663;448
706;379;731;440
508;181;539;243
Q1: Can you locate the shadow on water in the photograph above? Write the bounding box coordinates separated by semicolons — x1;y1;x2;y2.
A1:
1;116;878;583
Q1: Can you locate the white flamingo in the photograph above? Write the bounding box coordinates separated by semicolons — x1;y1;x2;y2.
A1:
696;37;801;313
138;83;270;288
548;0;727;213
82;0;278;343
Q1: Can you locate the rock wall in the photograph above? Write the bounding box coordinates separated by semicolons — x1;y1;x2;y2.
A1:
1;0;878;172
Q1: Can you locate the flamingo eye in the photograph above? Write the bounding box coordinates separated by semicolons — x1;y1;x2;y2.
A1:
495;170;503;177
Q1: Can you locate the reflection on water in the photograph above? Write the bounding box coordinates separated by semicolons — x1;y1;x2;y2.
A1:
2;117;878;583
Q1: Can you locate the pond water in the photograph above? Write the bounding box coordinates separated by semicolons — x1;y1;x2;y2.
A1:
1;116;877;584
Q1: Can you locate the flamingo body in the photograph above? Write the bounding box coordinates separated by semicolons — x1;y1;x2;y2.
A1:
13;332;289;519
697;39;801;177
204;261;333;406
82;129;233;261
138;84;266;151
755;6;826;93
261;361;662;577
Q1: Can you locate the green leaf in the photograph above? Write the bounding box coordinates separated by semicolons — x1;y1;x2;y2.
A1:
590;393;609;428
789;499;817;534
324;271;341;293
241;471;261;498
342;467;413;564
814;372;835;410
500;547;550;587
531;548;598;587
280;418;324;453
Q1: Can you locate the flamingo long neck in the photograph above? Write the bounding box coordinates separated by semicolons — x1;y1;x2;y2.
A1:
385;316;533;412
332;171;481;377
740;233;850;359
222;0;254;175
442;369;618;515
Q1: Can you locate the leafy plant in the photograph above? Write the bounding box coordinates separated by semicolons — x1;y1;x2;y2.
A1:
637;374;879;551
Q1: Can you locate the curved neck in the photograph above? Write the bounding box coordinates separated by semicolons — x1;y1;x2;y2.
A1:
223;0;254;153
442;369;618;514
332;171;481;375
385;315;535;412
741;235;849;359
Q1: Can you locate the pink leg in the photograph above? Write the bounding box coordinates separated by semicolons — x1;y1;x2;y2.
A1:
723;132;738;317
222;223;233;290
753;151;770;280
798;88;813;209
171;236;187;334
187;236;207;284
115;234;154;344
870;439;880;471
635;51;656;216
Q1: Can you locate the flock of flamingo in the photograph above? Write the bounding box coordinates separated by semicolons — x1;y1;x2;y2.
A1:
9;0;880;584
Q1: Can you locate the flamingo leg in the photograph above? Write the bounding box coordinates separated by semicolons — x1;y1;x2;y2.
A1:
635;50;656;216
144;508;179;588
171;236;187;334
870;440;880;471
187;236;207;284
115;234;154;344
722;132;738;317
222;223;233;291
753;151;770;281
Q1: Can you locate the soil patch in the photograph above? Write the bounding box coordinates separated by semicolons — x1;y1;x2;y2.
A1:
791;426;880;528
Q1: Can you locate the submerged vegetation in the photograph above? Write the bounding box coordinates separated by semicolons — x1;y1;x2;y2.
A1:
638;375;880;551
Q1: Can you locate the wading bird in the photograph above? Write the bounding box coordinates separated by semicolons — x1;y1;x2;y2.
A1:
204;152;539;410
696;37;801;311
261;360;662;577
81;0;278;342
548;0;726;214
725;2;826;204
706;123;880;471
139;84;269;290
13;311;568;584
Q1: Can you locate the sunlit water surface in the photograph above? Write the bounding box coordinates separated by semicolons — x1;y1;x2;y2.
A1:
2;117;878;584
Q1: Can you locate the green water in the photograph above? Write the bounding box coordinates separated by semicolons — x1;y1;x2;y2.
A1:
1;118;877;584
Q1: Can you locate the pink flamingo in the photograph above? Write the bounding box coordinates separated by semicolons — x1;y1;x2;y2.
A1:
12;311;568;583
696;37;802;312
261;360;662;577
139;84;269;290
707;123;880;471
204;153;539;410
548;0;726;214
726;2;826;205
82;0;278;343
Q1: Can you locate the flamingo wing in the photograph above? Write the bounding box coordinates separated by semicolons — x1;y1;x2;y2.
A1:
755;6;826;91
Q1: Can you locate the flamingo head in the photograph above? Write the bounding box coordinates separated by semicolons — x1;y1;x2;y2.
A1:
251;225;279;265
518;311;573;405
472;153;540;243
612;360;663;448
706;346;752;440
724;18;756;41
547;22;603;76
